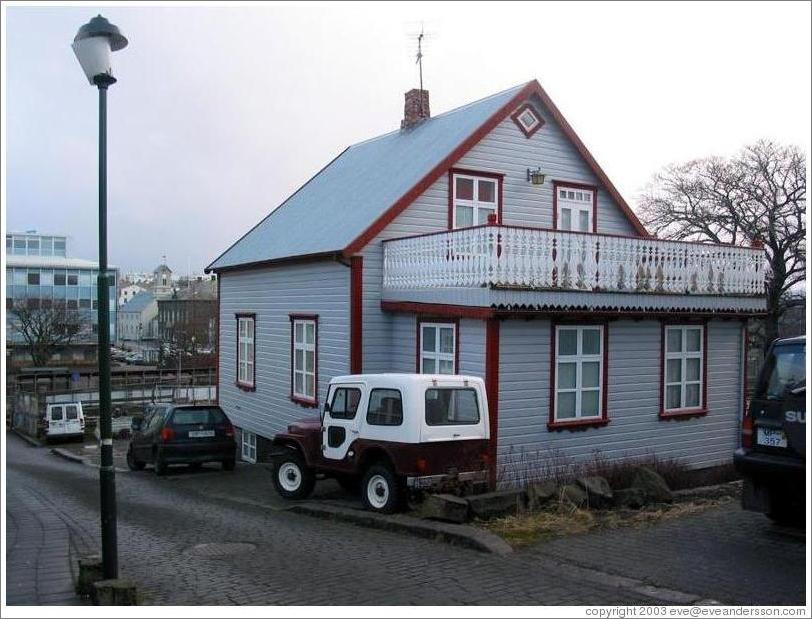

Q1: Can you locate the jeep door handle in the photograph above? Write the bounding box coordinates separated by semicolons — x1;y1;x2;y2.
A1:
452;433;460;438
350;429;359;435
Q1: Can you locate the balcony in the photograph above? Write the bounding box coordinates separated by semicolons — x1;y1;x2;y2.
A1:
382;225;766;314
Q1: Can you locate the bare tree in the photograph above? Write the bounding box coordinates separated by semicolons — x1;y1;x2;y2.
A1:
639;140;806;349
9;301;87;366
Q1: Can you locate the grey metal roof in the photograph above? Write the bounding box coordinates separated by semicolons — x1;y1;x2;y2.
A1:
121;291;156;313
207;82;529;271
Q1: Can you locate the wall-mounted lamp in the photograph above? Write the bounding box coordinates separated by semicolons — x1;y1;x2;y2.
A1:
526;167;546;185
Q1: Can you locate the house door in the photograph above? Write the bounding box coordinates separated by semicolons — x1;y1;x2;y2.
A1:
322;383;364;460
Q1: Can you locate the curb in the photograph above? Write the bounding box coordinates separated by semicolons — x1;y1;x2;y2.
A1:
290;502;513;556
12;429;43;448
533;555;722;605
50;448;129;474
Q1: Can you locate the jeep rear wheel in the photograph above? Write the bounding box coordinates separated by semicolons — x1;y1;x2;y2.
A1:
272;450;315;500
361;464;402;514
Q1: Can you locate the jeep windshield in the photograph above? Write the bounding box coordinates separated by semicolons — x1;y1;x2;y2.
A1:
759;342;805;400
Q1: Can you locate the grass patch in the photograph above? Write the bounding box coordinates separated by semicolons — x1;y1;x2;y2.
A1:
481;496;735;548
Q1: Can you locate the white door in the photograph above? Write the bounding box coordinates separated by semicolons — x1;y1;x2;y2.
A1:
64;404;82;435
48;406;65;435
322;383;365;460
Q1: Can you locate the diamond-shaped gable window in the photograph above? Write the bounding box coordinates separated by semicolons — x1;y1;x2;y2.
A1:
511;103;544;138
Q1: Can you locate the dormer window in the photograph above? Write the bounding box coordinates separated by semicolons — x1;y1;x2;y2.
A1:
511;103;544;138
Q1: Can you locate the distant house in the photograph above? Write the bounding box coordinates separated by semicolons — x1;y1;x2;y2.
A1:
158;287;217;353
206;80;765;478
119;283;146;306
117;291;158;342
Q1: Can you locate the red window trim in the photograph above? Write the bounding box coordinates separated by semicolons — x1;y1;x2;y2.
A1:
415;317;460;374
658;320;709;420
447;168;504;230
548;321;610;431
552;180;599;234
235;312;256;392
290;314;319;408
510;102;545;138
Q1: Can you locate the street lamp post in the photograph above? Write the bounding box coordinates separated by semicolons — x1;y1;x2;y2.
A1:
72;14;128;581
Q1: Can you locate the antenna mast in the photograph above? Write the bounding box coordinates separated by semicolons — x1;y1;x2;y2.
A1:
416;24;425;116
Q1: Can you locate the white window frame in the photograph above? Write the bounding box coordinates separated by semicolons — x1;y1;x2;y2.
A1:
292;317;317;402
556;185;594;232
517;108;540;132
419;321;456;375
663;325;705;412
241;430;257;463
237;315;255;388
452;173;498;229
554;325;604;422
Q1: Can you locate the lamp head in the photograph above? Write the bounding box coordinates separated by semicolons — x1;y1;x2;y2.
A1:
72;15;128;85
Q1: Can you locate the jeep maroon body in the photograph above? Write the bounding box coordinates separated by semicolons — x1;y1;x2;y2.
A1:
270;374;491;513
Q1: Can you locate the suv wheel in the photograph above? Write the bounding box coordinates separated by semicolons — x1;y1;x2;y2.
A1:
361;464;402;514
768;490;803;526
272;450;315;500
126;448;145;471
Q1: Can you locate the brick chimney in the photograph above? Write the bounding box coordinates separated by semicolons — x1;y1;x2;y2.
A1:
401;88;430;129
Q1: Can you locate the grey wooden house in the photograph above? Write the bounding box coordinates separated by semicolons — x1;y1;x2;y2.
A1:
206;80;765;480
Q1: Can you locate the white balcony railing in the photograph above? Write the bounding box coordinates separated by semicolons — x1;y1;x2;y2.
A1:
382;226;765;296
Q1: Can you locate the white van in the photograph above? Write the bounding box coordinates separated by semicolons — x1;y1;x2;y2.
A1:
45;402;85;442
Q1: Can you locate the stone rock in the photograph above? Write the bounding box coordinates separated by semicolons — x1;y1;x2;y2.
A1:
417;493;470;523
560;483;588;508
76;555;103;596
527;480;559;510
91;579;138;606
466;489;527;520
576;476;614;508
614;487;647;509
630;466;673;504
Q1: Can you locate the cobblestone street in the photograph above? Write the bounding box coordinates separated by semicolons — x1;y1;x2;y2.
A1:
5;433;807;606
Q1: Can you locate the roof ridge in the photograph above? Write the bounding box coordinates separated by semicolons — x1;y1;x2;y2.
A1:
348;81;531;149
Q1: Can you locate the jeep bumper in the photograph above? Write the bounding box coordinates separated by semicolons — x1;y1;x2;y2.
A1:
734;448;805;514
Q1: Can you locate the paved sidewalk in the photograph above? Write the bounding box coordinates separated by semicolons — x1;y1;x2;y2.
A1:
6;476;94;605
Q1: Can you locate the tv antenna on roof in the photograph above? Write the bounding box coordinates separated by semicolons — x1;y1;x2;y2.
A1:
416;23;425;93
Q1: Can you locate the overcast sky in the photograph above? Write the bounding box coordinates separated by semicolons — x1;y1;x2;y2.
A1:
4;2;810;274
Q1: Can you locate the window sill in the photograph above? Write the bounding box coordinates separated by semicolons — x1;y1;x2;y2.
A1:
291;394;319;408
235;382;255;393
547;418;610;432
659;408;708;420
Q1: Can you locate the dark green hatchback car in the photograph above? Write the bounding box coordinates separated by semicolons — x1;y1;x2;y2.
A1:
127;404;237;475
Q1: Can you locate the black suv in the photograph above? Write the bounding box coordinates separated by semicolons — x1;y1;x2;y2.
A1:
127;404;237;475
735;335;805;524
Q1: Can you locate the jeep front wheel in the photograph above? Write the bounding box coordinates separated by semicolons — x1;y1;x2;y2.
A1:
272;450;315;500
361;464;402;514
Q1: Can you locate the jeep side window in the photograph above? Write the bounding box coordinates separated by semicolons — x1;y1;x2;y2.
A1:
147;407;167;432
50;406;63;421
366;389;403;426
425;388;480;426
330;388;361;420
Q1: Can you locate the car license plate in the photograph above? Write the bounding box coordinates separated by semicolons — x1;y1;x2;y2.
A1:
756;427;788;448
188;430;215;438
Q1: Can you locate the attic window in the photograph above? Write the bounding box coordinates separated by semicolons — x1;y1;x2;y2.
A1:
511;103;544;138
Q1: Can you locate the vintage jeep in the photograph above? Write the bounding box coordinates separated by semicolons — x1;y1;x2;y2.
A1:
271;374;491;513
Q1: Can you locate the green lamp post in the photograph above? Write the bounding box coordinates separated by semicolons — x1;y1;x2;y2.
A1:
72;14;128;580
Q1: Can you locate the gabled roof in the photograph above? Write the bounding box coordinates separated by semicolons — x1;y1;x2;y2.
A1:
121;291;156;313
207;80;648;272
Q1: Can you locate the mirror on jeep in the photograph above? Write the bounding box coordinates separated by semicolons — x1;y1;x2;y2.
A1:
321;401;331;423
